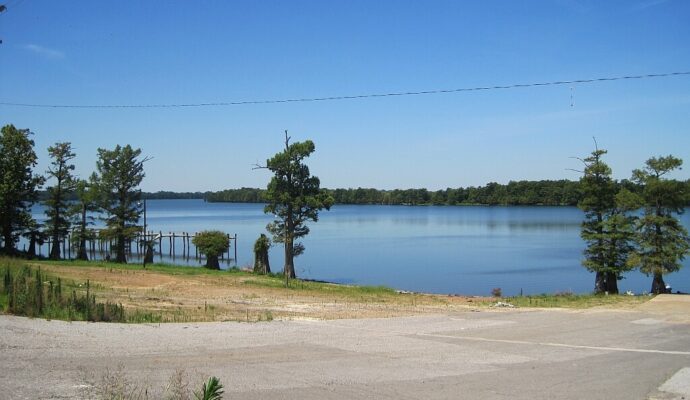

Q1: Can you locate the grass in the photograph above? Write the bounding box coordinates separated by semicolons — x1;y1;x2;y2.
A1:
0;256;653;323
80;365;225;400
34;258;233;276
1;258;126;322
242;273;397;296
498;292;651;308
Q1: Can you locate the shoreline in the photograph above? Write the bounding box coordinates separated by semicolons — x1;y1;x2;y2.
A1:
1;257;652;324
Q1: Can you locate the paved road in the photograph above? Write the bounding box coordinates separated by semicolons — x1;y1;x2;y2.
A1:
1;296;689;399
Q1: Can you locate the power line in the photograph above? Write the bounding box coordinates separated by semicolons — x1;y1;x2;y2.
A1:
1;71;689;109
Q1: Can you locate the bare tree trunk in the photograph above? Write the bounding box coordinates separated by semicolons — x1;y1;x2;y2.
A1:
284;237;295;279
49;235;61;260
651;272;666;294
605;272;619;294
27;236;36;259
144;244;154;264
2;225;15;254
205;255;220;269
115;234;127;263
284;206;296;279
77;205;88;260
594;271;607;294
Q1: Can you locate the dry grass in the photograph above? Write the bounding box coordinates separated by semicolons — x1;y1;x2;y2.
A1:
11;259;650;322
28;260;487;321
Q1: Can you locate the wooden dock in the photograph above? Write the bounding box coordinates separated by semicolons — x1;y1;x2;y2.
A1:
34;230;238;265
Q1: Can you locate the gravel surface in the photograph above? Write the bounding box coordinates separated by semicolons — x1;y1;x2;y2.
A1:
1;295;689;399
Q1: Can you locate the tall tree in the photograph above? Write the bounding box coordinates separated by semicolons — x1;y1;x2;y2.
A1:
577;146;638;294
71;177;99;260
44;142;77;260
631;156;689;294
0;125;44;254
578;147;616;293
94;145;148;263
260;131;333;279
598;188;640;293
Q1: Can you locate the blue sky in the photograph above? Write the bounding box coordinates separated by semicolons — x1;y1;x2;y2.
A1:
1;0;689;191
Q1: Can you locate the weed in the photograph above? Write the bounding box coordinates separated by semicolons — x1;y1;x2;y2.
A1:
164;369;191;400
0;263;125;322
194;377;223;400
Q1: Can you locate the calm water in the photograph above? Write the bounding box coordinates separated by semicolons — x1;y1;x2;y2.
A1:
28;199;690;296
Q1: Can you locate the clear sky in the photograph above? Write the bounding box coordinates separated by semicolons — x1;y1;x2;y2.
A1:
1;0;689;192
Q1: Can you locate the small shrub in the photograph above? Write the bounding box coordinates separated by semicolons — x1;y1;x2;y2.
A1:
94;364;150;400
491;287;502;298
192;231;230;270
194;377;223;400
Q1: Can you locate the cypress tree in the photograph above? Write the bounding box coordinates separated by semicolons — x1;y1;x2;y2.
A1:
631;156;690;294
578;147;638;294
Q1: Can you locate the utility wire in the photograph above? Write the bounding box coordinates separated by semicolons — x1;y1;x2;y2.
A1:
1;71;689;109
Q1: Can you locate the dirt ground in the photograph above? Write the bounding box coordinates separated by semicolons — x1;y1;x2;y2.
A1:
36;264;492;321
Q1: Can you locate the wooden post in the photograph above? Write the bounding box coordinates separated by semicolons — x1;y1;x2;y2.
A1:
183;232;187;258
159;231;163;258
194;233;198;259
186;233;190;259
234;234;238;266
172;232;176;258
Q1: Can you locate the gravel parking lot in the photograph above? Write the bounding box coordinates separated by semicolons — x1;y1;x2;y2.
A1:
1;295;689;399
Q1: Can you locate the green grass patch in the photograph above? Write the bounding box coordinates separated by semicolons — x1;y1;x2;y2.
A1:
241;274;397;297
1;260;125;322
498;292;652;308
30;258;235;277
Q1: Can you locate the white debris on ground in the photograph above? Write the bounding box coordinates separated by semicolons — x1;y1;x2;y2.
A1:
491;302;516;308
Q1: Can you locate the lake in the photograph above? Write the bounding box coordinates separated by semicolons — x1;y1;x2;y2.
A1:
28;199;690;296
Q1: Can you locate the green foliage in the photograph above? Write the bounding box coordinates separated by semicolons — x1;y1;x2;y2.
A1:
194;377;223;400
0;263;125;322
94;145;148;263
192;231;229;269
44;142;77;260
263;131;334;278
207;180;587;206
630;155;690;293
578;147;638;294
205;187;265;203
192;231;230;258
0;124;44;254
143;190;208;200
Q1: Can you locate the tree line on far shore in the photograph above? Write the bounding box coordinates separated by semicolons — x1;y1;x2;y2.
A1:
205;180;690;207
